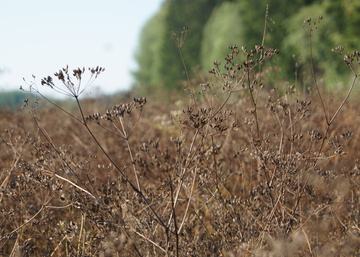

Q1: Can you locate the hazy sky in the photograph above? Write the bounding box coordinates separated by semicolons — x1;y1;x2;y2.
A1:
0;0;164;97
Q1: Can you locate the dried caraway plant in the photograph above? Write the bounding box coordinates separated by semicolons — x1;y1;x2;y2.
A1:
14;66;172;255
1;10;360;257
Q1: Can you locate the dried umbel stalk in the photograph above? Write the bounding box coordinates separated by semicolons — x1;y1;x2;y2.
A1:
303;16;323;35
40;65;105;97
209;44;278;91
85;97;147;137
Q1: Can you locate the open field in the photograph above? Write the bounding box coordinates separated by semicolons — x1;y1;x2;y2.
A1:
1;20;360;254
1;75;359;256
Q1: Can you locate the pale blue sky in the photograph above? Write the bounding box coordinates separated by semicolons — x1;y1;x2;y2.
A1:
0;0;164;97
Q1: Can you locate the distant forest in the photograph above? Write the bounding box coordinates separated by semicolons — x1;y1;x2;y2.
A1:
133;0;360;93
0;91;33;110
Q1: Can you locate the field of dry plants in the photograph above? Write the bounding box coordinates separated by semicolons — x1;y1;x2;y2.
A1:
1;21;360;256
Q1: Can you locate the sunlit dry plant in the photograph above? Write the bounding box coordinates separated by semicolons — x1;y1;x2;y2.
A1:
1;8;359;256
42;66;105;98
85;97;147;190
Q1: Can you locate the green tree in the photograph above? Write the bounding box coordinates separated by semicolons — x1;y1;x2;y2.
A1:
282;0;360;89
132;1;169;94
0;91;34;111
326;0;360;51
236;0;316;48
200;1;242;70
158;0;222;90
133;0;360;94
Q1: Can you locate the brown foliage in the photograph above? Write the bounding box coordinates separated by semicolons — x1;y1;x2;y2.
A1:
1;78;360;256
1;20;360;255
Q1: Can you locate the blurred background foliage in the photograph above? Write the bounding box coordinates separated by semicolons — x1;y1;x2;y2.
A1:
0;91;33;111
1;0;359;108
133;0;360;94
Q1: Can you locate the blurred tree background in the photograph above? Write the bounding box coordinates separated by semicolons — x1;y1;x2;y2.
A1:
133;0;360;94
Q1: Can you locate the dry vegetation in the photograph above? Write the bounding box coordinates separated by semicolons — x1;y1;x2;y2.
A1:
1;20;360;256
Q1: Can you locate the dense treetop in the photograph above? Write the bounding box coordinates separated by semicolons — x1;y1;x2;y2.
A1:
133;0;360;93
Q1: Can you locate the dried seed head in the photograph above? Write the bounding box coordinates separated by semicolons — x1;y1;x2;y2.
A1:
134;97;147;109
54;70;65;82
331;45;345;54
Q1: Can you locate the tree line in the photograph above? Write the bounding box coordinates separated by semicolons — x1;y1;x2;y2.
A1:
133;0;360;94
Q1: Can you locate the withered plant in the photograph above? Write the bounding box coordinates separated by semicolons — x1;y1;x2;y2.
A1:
0;10;359;257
